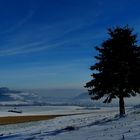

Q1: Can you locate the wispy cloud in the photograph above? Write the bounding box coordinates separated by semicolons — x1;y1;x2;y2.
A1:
0;10;35;35
0;34;100;56
0;25;104;56
0;0;42;35
0;3;104;57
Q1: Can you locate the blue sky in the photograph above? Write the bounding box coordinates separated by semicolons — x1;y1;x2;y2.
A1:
0;0;140;91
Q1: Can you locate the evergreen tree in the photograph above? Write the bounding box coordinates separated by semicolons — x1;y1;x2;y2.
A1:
85;26;140;117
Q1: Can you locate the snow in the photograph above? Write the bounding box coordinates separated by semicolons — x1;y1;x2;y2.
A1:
0;106;139;140
0;106;98;116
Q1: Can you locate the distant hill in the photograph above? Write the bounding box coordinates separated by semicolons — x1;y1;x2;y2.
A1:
0;87;21;94
69;92;94;106
0;87;139;107
72;92;140;107
73;92;90;100
0;88;113;106
70;92;118;107
0;87;21;102
0;89;93;106
0;87;41;106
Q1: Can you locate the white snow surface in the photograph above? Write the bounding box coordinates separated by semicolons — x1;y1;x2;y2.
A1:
0;106;96;116
0;106;139;140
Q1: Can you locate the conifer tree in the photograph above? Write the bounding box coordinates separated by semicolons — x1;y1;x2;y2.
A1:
85;26;140;117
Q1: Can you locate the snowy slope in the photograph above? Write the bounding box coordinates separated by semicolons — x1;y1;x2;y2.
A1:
0;106;139;139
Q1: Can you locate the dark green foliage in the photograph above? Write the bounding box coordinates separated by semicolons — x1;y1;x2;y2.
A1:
85;26;140;116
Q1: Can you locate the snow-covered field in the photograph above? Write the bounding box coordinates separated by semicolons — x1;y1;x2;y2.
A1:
0;105;139;140
0;106;98;116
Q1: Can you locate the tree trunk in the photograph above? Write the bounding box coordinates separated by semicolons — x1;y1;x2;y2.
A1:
119;95;125;117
